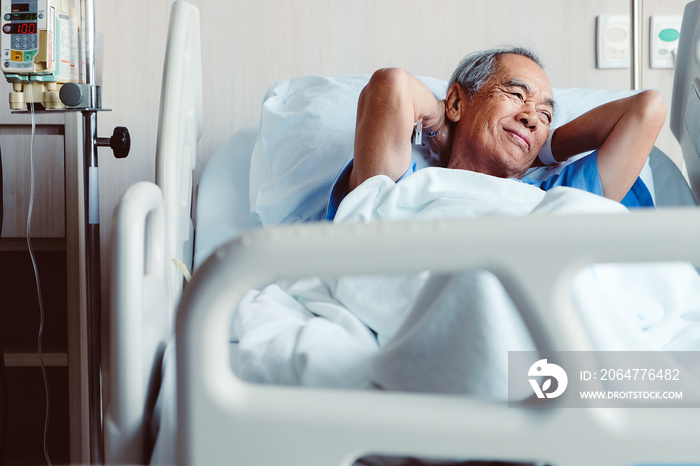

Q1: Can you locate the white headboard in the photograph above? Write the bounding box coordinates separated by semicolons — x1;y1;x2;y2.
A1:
154;0;203;311
671;0;700;199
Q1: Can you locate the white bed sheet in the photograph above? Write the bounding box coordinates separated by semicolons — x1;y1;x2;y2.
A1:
233;167;700;393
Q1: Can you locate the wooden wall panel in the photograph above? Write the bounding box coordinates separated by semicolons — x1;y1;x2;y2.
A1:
0;129;65;237
1;81;68;239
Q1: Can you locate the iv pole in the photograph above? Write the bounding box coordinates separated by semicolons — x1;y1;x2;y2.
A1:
78;0;130;462
81;0;103;463
79;0;103;462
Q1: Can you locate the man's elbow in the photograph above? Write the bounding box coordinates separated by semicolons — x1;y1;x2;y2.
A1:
367;68;411;91
636;89;667;132
360;68;411;107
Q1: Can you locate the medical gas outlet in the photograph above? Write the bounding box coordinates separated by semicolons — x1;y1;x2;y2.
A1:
650;15;682;69
1;0;79;110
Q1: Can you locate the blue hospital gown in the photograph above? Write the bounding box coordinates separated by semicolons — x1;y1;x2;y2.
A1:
326;150;654;221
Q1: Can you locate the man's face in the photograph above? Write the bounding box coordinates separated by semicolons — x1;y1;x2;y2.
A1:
447;54;554;179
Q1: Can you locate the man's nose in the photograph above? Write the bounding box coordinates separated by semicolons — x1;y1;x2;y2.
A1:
517;104;538;128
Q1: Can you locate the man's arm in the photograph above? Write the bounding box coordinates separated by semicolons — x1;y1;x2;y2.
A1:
348;68;448;193
548;90;667;202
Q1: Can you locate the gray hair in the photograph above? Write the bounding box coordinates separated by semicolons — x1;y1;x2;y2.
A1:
448;47;544;96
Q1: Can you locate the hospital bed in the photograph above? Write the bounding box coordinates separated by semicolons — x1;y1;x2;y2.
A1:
107;1;700;465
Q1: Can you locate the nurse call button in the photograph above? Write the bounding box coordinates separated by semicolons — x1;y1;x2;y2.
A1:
659;28;680;42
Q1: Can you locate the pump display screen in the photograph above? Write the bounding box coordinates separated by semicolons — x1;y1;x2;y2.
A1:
8;13;38;21
2;22;36;34
11;4;30;12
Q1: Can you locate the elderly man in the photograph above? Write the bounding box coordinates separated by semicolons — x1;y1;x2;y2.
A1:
327;47;666;220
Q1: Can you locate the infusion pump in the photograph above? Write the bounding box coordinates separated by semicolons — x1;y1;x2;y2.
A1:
1;0;79;109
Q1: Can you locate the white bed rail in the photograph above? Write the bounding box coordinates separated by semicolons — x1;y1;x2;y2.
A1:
177;208;700;466
105;2;201;462
107;182;171;465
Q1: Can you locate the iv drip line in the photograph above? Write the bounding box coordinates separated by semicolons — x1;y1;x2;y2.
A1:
27;84;53;466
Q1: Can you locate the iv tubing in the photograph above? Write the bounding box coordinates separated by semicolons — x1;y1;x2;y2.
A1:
27;85;53;466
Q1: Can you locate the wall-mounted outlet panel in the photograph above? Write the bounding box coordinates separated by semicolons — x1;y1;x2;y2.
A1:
650;15;682;69
596;15;631;69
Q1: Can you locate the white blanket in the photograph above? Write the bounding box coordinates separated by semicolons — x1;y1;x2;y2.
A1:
233;168;700;397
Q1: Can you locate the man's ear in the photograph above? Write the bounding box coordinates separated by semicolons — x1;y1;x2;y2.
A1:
445;83;465;123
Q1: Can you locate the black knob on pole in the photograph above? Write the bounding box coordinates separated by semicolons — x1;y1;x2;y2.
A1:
110;126;130;159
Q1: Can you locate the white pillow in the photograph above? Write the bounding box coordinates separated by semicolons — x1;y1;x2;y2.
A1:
249;75;645;226
249;75;366;226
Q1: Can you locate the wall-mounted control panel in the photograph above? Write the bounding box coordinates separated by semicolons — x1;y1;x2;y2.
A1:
596;15;631;69
596;14;683;71
650;15;682;69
